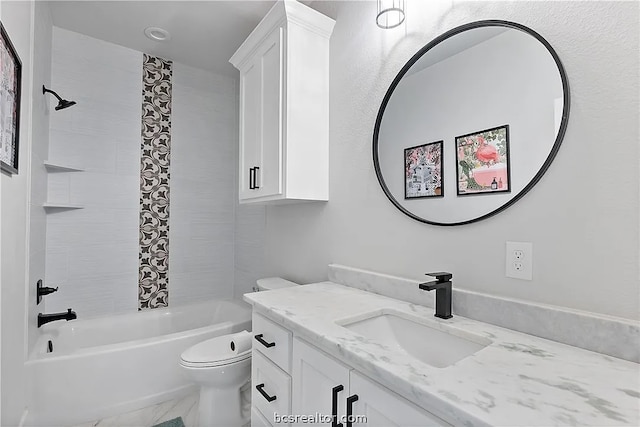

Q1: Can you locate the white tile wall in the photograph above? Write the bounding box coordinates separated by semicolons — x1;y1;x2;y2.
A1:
234;204;266;297
45;28;250;317
45;28;142;317
169;63;237;305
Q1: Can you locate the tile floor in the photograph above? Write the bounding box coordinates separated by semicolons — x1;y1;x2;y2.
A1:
73;392;199;427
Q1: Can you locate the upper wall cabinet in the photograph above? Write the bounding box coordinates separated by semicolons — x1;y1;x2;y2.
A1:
230;0;335;204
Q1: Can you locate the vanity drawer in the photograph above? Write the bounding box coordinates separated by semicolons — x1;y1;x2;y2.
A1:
253;312;292;373
252;350;291;425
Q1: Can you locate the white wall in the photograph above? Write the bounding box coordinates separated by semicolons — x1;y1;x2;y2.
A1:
263;0;640;321
45;28;239;317
0;0;49;423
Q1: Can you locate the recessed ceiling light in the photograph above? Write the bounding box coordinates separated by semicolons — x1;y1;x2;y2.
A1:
144;27;171;42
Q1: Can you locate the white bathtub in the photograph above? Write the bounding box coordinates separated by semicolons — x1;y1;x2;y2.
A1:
25;298;252;426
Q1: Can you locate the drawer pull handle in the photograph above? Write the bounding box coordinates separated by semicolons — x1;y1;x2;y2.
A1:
254;334;276;348
346;394;359;427
331;384;344;427
249;168;254;190
256;383;277;402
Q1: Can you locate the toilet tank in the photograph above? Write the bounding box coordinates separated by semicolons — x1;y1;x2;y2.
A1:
256;277;299;291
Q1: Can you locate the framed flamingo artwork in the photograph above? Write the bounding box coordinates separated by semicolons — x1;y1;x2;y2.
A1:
404;140;443;199
455;125;510;196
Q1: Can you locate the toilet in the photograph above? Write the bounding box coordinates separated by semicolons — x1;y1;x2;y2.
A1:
180;331;252;426
180;278;299;426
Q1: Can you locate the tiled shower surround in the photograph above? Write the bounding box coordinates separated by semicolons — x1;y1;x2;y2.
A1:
138;54;173;310
44;28;263;318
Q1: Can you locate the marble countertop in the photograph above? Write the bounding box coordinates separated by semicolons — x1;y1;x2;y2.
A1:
244;282;640;427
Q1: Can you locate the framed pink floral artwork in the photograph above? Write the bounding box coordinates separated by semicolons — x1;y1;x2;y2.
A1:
455;125;510;196
1;22;22;175
404;140;443;199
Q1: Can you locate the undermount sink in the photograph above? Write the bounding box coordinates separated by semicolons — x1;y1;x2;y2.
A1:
337;311;491;368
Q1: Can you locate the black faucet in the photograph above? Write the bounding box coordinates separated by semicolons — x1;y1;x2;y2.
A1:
38;309;77;328
418;272;453;319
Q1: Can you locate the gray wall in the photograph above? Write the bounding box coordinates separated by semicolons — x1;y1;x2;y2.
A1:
262;0;639;321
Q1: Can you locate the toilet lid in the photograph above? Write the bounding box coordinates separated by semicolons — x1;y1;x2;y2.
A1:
180;334;252;367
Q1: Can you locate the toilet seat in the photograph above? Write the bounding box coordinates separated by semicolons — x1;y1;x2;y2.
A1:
180;334;252;368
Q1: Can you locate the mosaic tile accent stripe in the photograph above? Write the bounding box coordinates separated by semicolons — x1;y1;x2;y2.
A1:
138;54;173;310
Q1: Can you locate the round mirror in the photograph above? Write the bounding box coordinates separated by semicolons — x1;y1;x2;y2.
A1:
373;20;569;226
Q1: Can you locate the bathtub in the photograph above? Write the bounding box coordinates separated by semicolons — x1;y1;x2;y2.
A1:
25;298;252;426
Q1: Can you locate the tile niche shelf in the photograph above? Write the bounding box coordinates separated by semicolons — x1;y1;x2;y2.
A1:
43;160;84;210
43;160;84;172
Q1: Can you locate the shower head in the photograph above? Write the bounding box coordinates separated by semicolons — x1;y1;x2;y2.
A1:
56;99;77;111
42;85;77;111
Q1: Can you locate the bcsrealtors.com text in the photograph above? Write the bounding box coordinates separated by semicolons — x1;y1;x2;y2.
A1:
273;412;367;424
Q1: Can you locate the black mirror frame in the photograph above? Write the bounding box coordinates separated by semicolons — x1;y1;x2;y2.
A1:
372;20;570;226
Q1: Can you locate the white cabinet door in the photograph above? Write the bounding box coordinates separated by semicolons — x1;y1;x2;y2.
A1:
350;371;451;427
257;26;283;198
252;406;274;427
238;26;283;201
239;57;261;200
292;338;351;427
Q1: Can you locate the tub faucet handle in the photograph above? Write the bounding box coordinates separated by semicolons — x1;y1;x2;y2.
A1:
37;279;59;305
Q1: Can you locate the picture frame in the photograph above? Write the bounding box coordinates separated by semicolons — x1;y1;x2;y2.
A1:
1;22;22;175
404;140;444;199
455;125;510;196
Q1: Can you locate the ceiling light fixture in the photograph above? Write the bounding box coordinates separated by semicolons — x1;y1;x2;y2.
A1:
144;27;171;42
377;0;405;29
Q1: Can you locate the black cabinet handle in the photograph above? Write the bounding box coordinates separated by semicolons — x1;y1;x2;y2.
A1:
254;334;276;348
346;394;359;427
331;385;344;427
253;166;260;189
255;383;277;402
249;167;258;189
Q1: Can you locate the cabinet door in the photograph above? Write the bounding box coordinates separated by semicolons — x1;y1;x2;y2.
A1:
239;55;261;200
252;406;274;427
292;338;351;427
238;26;283;201
258;26;284;198
350;371;451;427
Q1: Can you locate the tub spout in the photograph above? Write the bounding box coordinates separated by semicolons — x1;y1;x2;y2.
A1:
38;308;77;328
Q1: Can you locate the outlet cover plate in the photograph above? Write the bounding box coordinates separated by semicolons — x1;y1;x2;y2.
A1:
506;241;533;280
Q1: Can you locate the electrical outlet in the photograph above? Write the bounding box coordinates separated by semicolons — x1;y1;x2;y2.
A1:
506;242;533;280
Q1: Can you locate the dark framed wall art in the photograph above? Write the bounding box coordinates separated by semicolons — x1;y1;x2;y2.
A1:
1;22;22;175
405;140;444;199
456;125;510;196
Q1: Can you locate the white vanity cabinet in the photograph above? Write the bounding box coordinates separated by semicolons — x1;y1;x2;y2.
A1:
230;1;335;204
350;371;451;427
250;310;450;427
292;338;351;426
251;313;293;426
291;338;449;427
